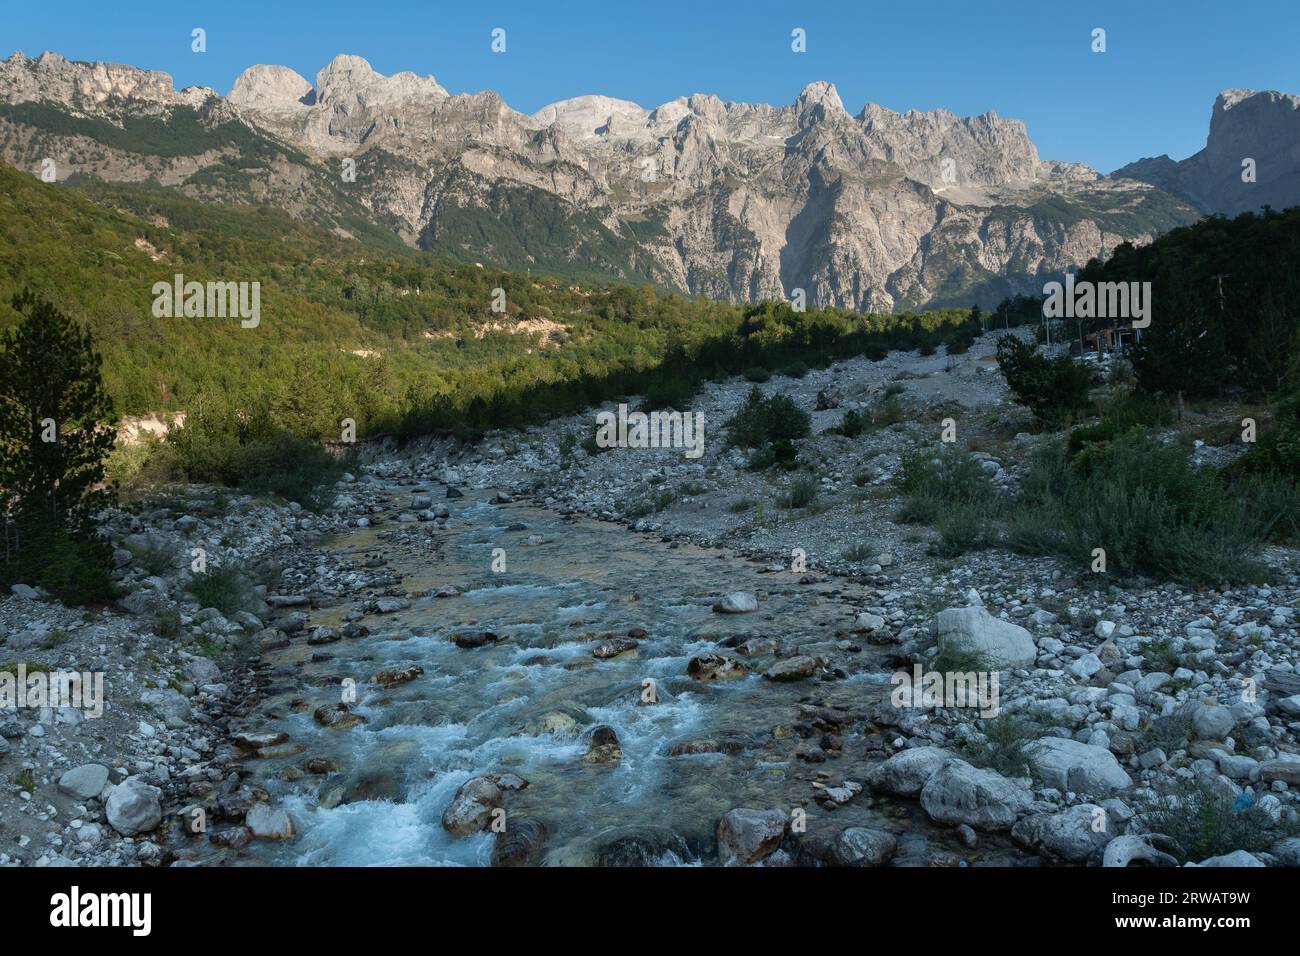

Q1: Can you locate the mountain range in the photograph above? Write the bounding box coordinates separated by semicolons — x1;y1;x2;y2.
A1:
1;50;1296;309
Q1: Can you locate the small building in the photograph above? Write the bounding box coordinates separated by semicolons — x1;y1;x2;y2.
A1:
1080;326;1141;354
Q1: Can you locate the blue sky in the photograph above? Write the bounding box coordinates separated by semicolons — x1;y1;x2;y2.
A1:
5;0;1297;172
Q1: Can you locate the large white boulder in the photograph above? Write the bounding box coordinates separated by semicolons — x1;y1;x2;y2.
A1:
930;607;1036;668
1029;737;1133;793
919;759;1031;831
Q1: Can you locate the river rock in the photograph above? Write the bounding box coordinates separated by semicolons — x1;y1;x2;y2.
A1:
373;664;424;687
234;731;289;750
687;653;747;681
139;687;191;728
1102;833;1180;867
582;724;622;764
833;826;897;866
713;592;759;614
183;655;221;686
865;747;952;796
313;702;367;729
306;625;341;645
1012;804;1111;862
595;829;691;867
375;597;411;614
245;803;295;840
592;636;638;659
716;807;788;865
1194;850;1265;867
1188;702;1237;741
441;776;502;836
854;612;886;632
930;607;1036;668
105;777;163;836
1030;737;1133;793
452;629;502;649
539;711;579;736
1259;755;1300;785
763;655;819;682
58;763;109;799
919;759;1031;830
491;817;548;866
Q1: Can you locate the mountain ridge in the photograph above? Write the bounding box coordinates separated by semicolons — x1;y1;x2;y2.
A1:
5;49;1289;309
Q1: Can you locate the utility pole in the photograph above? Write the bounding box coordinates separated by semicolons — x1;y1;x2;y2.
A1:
1212;273;1230;311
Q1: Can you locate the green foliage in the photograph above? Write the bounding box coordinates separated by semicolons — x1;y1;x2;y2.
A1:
1067;391;1173;453
188;565;254;617
827;408;867;438
1132;779;1296;864
1010;432;1280;584
164;393;346;511
778;476;819;509
30;531;118;606
724;387;811;450
1072;209;1300;399
895;446;998;526
996;334;1093;426
961;713;1041;778
0;291;117;603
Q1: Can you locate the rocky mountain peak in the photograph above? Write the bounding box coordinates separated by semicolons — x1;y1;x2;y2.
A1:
795;80;847;125
228;64;313;112
312;53;447;110
1114;87;1300;216
0;50;197;108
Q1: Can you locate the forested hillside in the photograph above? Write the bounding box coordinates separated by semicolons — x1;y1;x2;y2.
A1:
0;160;980;442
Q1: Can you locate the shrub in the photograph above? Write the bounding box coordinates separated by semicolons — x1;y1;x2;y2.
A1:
934;504;985;556
873;396;905;427
105;437;180;493
827;408;866;438
961;713;1041;778
231;431;347;512
841;542;876;561
725;387;810;469
996;334;1093;427
779;476;819;509
895;446;998;526
748;438;798;471
129;541;178;576
1010;432;1278;584
154;607;182;638
1132;778;1297;864
189;565;254;617
743;366;771;383
32;532;118;606
779;361;809;379
642;376;699;411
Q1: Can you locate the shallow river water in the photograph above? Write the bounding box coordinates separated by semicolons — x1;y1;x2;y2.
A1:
220;490;980;866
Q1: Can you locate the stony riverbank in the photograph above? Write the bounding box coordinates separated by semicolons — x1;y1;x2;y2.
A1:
3;332;1299;866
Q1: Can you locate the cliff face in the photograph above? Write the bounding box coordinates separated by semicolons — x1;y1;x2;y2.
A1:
0;50;1213;308
1113;89;1300;217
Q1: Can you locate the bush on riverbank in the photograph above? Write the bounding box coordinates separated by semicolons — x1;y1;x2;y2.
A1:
1008;432;1285;584
163;395;349;512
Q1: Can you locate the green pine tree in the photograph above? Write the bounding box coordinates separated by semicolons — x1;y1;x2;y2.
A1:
0;290;117;602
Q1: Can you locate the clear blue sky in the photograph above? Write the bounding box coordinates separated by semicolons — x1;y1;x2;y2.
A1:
5;0;1297;172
